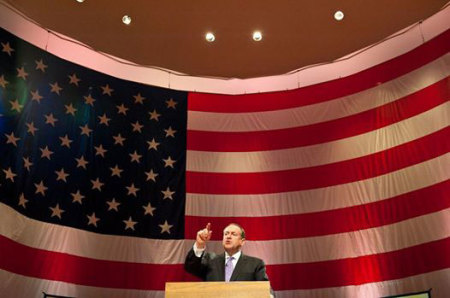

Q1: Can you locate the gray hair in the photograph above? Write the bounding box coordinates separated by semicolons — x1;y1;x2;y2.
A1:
225;223;246;239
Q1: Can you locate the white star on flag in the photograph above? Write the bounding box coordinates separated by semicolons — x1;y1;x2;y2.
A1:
26;122;38;136
55;168;69;182
68;73;81;86
49;82;62;95
71;190;85;204
84;94;96;106
129;151;142;163
165;98;177;109
64;103;77;116
106;198;121;211
44;113;58;126
149;109;161;121
161;187;175;200
16;67;28;79
145;169;158;182
87;213;100;227
164;126;177;138
75;156;89;169
113;134;126;146
147;138;160;150
94;144;107;157
59;135;73;148
143;202;156;216
35;59;48;72
0;75;9;88
18;193;28;208
40;146;53;160
110;165;123;177
91;178;104;191
10;99;23;112
123;216;137;231
101;84;114;96
163;156;176;168
1;41;14;56
159;220;173;234
34;181;48;196
50;204;65;219
3;167;16;182
23;157;33;171
126;183;140;197
133;93;145;104
5;132;20;146
30;90;43;103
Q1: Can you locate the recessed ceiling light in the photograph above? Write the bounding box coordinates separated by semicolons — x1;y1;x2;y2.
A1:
122;15;132;25
334;11;344;21
76;0;85;2
205;32;215;42
253;31;262;41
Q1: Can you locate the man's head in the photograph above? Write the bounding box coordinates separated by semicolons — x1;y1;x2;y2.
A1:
222;223;246;256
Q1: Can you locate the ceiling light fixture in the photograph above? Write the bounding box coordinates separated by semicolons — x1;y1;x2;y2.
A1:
122;15;132;25
205;32;215;42
253;31;262;41
76;0;85;2
334;11;344;21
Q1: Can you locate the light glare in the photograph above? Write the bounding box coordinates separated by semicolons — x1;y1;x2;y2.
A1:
205;32;215;42
253;31;262;41
122;15;132;25
334;11;344;21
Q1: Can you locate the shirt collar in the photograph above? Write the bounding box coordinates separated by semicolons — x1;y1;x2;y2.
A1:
225;250;242;261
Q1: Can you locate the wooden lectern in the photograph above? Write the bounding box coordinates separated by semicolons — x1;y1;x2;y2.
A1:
165;281;271;298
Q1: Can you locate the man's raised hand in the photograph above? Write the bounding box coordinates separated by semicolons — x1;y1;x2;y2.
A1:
196;223;212;249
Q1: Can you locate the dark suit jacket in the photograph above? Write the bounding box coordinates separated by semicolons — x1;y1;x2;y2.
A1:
184;248;269;282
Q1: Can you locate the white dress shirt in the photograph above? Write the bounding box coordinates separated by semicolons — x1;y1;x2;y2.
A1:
193;243;242;268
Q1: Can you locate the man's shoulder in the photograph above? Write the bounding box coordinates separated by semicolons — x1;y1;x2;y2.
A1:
241;253;264;264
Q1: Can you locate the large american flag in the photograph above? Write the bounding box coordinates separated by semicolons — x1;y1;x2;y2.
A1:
1;25;449;298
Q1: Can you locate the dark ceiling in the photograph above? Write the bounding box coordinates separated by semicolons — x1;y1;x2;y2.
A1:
3;0;449;78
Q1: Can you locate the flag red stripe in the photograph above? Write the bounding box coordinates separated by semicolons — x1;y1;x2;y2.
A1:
187;78;449;152
1;235;448;291
187;128;449;194
0;234;196;290
185;180;450;240
188;30;450;113
267;237;450;290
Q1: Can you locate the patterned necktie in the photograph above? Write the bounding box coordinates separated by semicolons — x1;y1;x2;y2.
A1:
225;256;234;282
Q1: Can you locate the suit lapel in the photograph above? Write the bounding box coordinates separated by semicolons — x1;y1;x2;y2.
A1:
217;253;226;281
230;254;246;281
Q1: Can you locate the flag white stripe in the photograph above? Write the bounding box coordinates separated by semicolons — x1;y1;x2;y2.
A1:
0;269;164;298
187;103;449;173
187;55;450;132
186;154;449;217
1;203;448;265
0;203;190;264
274;268;450;298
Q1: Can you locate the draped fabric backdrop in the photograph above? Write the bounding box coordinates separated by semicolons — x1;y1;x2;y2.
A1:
0;15;449;298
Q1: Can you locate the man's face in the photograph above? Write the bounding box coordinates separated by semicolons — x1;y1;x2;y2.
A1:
222;224;245;254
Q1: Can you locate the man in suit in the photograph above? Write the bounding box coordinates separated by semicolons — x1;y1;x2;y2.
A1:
184;222;271;284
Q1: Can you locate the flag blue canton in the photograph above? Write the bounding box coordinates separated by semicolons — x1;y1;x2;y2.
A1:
0;28;187;239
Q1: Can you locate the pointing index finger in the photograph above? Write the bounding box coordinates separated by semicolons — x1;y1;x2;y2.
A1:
206;222;211;232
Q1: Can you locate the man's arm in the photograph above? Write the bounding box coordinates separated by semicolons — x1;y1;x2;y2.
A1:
184;247;207;279
184;223;213;280
255;259;275;297
254;259;269;281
